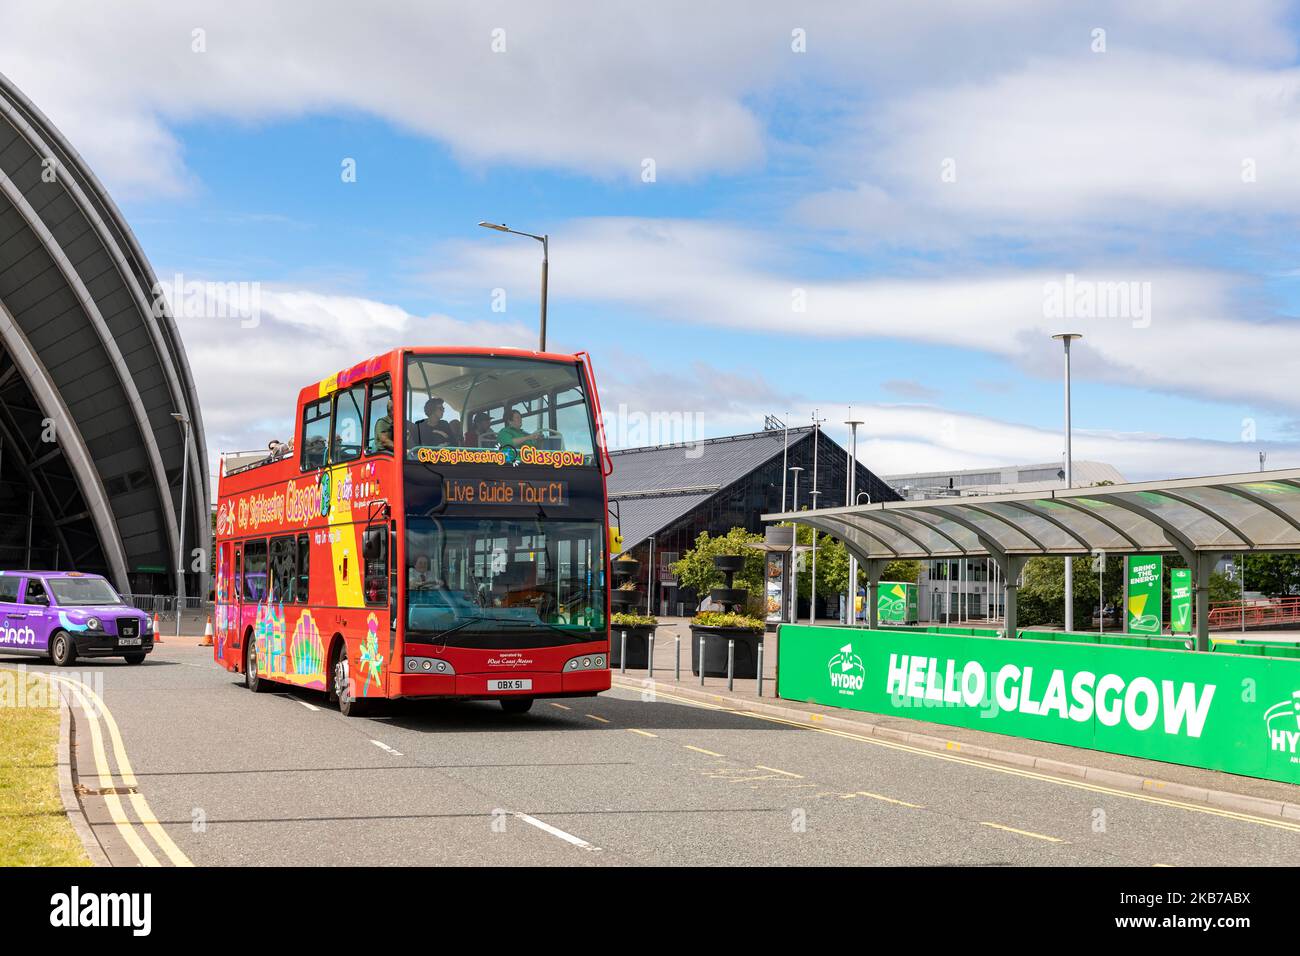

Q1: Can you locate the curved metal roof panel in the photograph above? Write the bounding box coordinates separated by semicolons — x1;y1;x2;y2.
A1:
763;469;1300;561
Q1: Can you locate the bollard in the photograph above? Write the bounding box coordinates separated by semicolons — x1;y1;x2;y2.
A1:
757;639;764;697
620;630;627;675
675;636;681;682
699;635;706;686
647;631;654;676
727;638;735;692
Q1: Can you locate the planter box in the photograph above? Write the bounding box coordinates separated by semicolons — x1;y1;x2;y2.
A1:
610;589;640;608
689;625;761;678
610;624;655;669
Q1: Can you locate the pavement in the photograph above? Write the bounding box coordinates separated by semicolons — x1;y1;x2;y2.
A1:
12;626;1300;867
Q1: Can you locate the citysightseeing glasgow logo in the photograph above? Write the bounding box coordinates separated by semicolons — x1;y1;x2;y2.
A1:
416;446;507;466
1265;691;1300;763
828;643;865;696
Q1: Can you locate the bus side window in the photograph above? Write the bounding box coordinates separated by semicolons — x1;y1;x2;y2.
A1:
366;375;393;455
297;534;310;604
331;384;366;464
363;527;388;606
301;398;331;471
269;536;296;604
243;540;268;603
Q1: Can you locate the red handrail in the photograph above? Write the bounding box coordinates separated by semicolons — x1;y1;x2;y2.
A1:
1207;597;1300;630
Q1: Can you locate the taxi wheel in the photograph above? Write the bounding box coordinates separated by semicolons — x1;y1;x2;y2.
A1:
123;653;146;665
49;631;76;667
500;697;534;714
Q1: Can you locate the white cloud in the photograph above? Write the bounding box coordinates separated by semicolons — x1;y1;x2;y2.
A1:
177;286;534;486
805;51;1300;240
2;1;1294;198
434;216;1300;411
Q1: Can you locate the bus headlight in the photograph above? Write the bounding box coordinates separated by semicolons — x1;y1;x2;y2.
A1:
563;654;608;672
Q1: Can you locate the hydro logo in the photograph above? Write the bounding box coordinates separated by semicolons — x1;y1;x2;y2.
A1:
1;624;37;646
1265;690;1300;762
827;643;865;695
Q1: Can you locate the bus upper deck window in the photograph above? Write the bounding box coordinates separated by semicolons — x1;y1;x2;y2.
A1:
366;375;394;455
301;398;330;471
331;385;366;465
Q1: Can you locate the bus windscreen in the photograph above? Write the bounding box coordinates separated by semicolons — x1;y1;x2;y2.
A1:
405;516;606;648
404;355;596;463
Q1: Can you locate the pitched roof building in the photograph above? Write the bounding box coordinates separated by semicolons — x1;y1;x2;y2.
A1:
608;424;898;615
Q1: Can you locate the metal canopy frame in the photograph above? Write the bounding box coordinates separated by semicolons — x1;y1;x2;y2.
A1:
764;467;1300;650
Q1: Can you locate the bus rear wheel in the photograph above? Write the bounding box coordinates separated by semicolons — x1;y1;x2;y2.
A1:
333;645;370;718
500;697;534;714
245;637;269;693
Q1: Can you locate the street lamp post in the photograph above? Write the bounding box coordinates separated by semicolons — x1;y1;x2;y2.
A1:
171;412;191;638
1052;332;1083;633
845;416;863;626
809;412;824;624
789;466;803;624
478;221;549;350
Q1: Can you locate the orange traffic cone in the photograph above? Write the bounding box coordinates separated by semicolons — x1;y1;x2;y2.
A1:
200;615;213;647
153;612;163;644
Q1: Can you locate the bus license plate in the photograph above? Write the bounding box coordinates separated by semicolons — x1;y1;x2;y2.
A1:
488;679;532;692
118;637;142;647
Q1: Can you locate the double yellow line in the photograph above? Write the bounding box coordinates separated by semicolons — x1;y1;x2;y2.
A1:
48;673;192;867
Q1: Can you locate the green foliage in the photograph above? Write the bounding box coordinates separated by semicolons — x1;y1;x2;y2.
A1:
670;528;765;604
691;611;765;631
611;612;657;628
1016;555;1124;629
1208;570;1239;604
1240;553;1300;597
881;560;922;586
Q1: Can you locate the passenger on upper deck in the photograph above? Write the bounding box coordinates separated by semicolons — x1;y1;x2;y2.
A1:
373;399;395;453
412;397;459;447
465;411;497;448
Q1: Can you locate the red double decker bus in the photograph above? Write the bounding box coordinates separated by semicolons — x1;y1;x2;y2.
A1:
214;347;614;716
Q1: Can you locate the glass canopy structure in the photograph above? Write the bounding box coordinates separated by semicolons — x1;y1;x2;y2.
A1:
763;468;1300;650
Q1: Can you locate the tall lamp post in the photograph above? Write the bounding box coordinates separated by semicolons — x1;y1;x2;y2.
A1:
478;221;549;350
1052;332;1082;633
809;412;825;623
845;415;863;626
171;412;191;638
789;466;803;624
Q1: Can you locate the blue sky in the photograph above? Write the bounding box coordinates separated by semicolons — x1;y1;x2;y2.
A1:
5;0;1300;489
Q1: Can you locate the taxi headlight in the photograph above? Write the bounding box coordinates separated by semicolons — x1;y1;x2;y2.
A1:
86;617;102;631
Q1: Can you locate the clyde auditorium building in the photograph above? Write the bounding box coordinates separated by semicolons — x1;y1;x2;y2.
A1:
0;72;209;599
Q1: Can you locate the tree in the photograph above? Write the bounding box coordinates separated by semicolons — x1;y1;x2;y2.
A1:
670;528;766;614
1241;554;1300;597
1016;555;1125;629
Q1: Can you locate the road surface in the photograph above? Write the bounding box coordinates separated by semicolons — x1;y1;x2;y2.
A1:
11;642;1300;866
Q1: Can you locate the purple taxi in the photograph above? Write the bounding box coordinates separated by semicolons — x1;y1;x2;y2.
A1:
0;571;154;665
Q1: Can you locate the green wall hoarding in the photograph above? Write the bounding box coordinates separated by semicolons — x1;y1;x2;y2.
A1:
1126;555;1163;634
777;624;1300;784
1170;568;1192;635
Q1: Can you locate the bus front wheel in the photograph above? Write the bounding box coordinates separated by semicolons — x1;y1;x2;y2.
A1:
500;697;534;714
333;645;370;718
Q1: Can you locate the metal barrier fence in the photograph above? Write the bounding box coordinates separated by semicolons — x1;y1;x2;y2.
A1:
121;594;210;614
